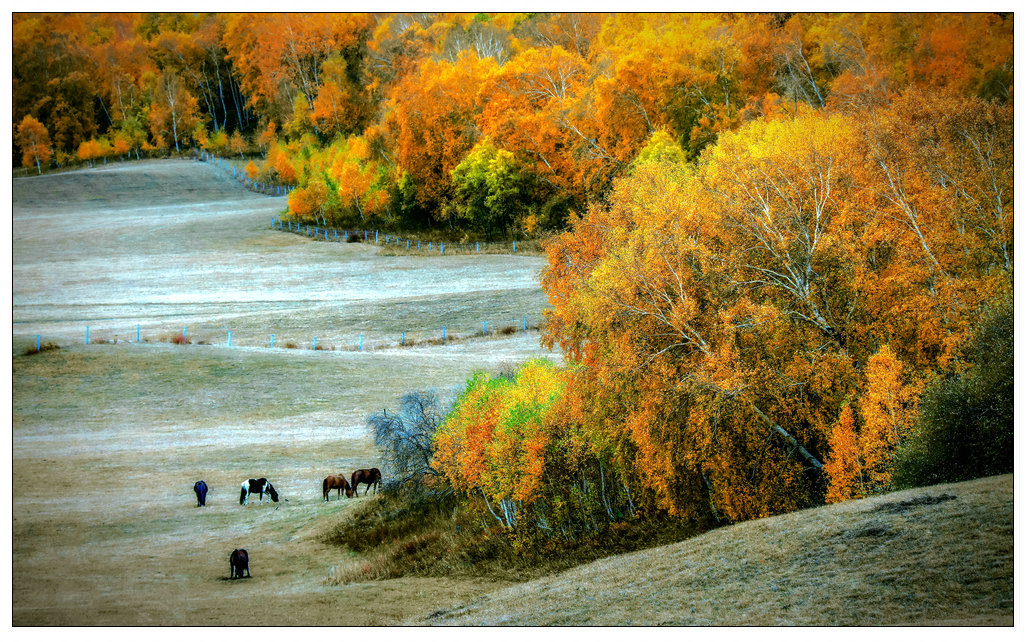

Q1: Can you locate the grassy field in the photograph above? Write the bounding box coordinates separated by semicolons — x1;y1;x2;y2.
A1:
12;342;537;625
11;160;550;625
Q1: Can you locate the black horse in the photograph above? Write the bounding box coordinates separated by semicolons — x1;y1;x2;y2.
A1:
239;478;280;505
230;549;250;579
350;468;382;496
193;480;208;507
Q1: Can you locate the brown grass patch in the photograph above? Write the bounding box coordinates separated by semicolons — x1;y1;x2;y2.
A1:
23;341;62;356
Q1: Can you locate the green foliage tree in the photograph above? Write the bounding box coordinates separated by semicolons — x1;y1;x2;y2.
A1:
892;300;1014;488
451;139;532;240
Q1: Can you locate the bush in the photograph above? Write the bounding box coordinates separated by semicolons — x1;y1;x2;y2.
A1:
23;341;60;356
893;300;1013;488
367;390;450;493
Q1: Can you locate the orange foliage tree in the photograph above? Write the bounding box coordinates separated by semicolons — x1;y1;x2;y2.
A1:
383;51;497;219
16;115;53;174
539;95;1012;522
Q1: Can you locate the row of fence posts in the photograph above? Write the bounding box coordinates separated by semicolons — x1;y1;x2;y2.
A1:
72;317;532;350
270;217;518;254
197;150;293;198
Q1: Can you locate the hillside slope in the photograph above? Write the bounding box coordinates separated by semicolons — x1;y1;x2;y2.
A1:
414;475;1013;626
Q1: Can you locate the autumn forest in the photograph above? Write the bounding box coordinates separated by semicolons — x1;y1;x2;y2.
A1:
14;12;1013;544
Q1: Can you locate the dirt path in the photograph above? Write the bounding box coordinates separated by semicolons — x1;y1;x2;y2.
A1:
12;160;548;625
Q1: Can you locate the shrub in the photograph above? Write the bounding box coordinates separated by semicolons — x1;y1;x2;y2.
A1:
367;390;450;494
23;341;60;356
892;300;1013;488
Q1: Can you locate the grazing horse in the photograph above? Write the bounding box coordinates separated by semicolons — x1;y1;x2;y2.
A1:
193;480;208;507
350;468;382;496
322;475;351;501
239;478;279;505
229;549;250;579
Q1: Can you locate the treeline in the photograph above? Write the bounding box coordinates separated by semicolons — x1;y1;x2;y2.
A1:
371;86;1012;548
14;12;1013;241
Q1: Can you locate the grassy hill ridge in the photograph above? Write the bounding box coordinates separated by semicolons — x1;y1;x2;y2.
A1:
412;474;1013;626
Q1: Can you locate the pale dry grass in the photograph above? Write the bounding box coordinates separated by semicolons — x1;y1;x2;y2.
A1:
413;475;1013;626
13;341;546;625
12;160;554;625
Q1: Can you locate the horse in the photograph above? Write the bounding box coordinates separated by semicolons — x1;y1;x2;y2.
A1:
193;480;208;507
239;478;279;505
322;475;352;501
229;549;250;579
350;468;382;496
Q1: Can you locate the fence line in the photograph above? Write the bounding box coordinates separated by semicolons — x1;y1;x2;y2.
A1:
195;149;293;197
25;315;541;355
269;216;528;255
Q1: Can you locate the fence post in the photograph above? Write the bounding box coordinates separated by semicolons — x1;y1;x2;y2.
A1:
184;326;187;341
375;230;379;244
443;326;446;343
441;242;444;254
313;337;317;351
513;239;517;252
137;324;141;342
359;334;363;351
228;330;232;347
36;335;40;352
271;334;274;349
401;331;405;346
524;316;528;332
407;239;410;250
86;325;89;344
483;320;487;336
476;242;479;253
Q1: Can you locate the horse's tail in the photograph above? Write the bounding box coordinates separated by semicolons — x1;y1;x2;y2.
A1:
239;482;247;505
322;477;329;501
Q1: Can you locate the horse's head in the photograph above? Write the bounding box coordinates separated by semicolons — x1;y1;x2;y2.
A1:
267;483;280;503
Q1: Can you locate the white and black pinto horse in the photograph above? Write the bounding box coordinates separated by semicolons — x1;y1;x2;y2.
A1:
239;478;280;505
193;480;209;507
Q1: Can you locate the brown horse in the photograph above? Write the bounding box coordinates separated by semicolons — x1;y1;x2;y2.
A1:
229;549;250;579
350;468;381;496
322;474;351;501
